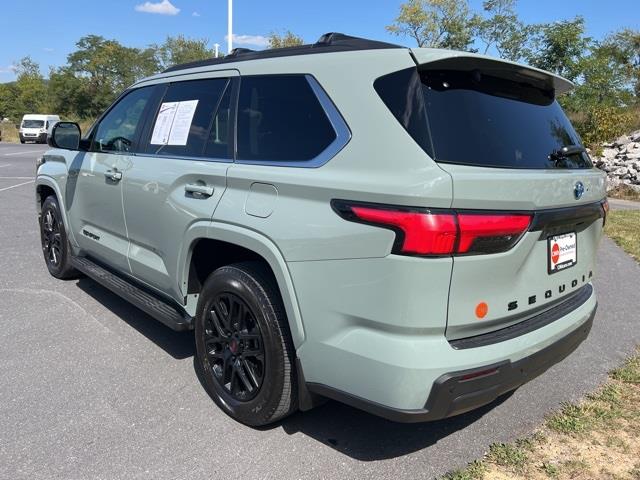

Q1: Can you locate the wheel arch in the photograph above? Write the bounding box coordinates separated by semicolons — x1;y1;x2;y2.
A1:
35;177;79;248
180;222;306;348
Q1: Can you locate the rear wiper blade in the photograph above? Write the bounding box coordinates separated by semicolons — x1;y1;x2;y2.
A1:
549;145;586;163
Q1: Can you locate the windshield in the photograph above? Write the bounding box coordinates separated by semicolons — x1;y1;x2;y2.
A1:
374;67;592;169
22;120;45;128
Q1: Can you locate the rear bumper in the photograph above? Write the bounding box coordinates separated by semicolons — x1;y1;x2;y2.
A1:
308;305;595;422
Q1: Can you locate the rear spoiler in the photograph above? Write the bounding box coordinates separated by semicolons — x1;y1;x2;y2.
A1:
410;48;574;95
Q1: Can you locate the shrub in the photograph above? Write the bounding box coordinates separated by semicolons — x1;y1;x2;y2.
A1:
571;104;636;147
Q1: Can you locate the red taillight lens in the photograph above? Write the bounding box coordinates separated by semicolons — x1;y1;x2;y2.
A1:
334;200;532;257
350;206;457;255
457;214;532;254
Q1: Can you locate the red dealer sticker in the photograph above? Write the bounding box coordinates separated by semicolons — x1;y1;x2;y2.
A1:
548;232;577;274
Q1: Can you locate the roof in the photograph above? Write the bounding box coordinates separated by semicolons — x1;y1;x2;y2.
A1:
162;33;403;73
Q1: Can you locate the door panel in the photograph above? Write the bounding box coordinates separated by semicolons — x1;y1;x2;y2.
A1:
66;86;156;274
123;73;237;302
123;158;228;300
67;151;132;273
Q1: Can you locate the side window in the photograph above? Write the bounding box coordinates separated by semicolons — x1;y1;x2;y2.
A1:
147;78;229;158
237;75;337;162
205;85;232;159
92;87;154;153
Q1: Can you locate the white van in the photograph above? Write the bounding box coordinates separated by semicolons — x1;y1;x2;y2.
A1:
19;114;60;144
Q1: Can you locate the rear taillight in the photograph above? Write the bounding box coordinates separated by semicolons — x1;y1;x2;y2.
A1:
332;200;532;257
457;214;532;254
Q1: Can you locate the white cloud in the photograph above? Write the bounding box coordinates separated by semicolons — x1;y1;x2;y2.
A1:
0;64;17;74
135;0;180;15
43;47;54;52
225;34;269;48
192;11;200;17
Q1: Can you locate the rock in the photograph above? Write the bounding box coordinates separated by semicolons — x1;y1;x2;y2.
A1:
615;135;632;146
626;151;640;160
602;147;618;158
606;176;623;191
630;130;640;142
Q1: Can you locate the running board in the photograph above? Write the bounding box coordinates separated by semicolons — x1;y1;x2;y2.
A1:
71;256;193;331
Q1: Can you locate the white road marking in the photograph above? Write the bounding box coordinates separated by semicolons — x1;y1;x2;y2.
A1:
3;150;44;156
0;180;34;192
0;177;35;179
0;164;12;168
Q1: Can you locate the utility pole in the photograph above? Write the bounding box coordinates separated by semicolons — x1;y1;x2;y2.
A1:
214;43;220;58
227;0;233;53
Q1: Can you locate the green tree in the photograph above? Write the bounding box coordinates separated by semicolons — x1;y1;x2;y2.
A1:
13;57;48;117
65;35;159;117
268;30;304;48
156;35;214;70
604;28;640;97
0;82;18;121
525;17;590;81
386;0;478;51
47;67;92;117
475;0;536;61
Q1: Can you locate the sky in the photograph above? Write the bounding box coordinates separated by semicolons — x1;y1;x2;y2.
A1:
1;0;639;82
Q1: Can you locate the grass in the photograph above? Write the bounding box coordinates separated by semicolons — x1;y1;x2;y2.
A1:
0;122;20;143
441;350;640;480
441;216;640;480
0;118;95;144
605;210;640;260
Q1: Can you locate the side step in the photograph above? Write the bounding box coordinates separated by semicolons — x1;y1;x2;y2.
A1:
71;256;193;331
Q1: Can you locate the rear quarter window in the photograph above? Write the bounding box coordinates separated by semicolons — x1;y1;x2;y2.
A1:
236;75;337;162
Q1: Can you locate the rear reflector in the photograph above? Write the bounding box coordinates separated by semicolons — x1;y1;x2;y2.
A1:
601;199;609;226
333;200;532;257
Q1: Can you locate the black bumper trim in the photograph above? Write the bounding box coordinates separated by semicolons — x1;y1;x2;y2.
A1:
306;306;595;423
449;284;593;350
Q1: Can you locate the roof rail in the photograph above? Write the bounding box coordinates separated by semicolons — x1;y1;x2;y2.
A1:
162;33;403;73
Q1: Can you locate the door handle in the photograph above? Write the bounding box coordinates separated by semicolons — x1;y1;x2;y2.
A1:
185;183;214;198
105;169;122;182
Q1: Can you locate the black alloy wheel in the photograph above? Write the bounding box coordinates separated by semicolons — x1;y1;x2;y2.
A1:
42;207;63;269
204;292;265;401
195;262;297;426
39;196;79;279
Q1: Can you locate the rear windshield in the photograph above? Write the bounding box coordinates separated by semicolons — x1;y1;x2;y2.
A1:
22;120;45;128
374;67;591;169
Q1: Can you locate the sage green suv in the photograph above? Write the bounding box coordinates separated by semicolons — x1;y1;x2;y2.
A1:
37;33;606;426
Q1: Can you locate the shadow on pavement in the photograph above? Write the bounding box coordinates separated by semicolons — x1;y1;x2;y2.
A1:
76;278;195;360
76;276;511;461
277;393;511;461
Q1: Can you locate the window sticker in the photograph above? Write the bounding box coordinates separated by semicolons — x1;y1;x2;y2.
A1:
150;100;199;146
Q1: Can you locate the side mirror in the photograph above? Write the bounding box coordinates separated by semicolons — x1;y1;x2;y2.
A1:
49;122;82;150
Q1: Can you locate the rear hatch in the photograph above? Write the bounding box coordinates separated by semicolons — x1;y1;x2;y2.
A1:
378;50;607;340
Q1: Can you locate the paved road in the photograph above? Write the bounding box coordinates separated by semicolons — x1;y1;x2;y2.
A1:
609;197;640;210
1;142;639;480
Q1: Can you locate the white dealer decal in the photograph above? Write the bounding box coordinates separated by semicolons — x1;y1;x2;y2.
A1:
548;232;577;273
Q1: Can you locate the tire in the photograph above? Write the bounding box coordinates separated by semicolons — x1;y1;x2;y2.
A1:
20;139;25;144
40;196;79;279
195;261;297;426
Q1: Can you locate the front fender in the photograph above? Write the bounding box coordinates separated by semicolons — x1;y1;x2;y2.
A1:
35;174;79;249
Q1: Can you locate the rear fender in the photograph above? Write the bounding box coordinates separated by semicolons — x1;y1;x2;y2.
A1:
179;222;306;348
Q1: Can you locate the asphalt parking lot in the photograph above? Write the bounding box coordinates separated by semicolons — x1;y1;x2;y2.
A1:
1;141;639;480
